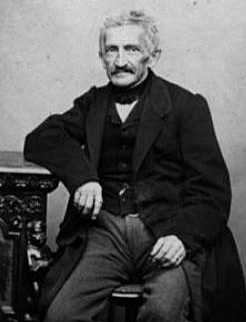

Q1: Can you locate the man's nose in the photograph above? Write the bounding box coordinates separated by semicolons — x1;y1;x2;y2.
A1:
114;49;127;67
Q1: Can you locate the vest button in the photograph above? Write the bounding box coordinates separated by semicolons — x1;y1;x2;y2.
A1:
119;162;127;169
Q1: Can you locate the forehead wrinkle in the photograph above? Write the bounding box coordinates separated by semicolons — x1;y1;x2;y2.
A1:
105;27;147;52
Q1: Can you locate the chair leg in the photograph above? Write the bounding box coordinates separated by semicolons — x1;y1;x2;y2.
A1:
125;301;139;322
109;284;143;322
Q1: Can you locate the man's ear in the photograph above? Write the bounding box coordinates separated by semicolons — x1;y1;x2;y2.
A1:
148;49;162;68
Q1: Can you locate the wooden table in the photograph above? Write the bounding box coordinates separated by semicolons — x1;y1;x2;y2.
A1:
0;151;58;322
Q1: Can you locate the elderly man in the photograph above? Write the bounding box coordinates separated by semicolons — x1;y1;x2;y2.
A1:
24;10;246;322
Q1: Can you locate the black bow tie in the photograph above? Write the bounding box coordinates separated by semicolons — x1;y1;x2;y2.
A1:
113;91;139;104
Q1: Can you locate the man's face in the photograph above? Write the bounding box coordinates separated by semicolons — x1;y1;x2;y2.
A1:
101;24;151;88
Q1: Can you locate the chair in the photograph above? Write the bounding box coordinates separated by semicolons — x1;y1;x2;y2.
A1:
109;284;143;322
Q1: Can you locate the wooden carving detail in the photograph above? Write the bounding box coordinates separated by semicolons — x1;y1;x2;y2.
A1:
0;173;58;192
0;218;27;322
0;195;44;235
0;157;59;321
0;195;43;214
0;225;11;305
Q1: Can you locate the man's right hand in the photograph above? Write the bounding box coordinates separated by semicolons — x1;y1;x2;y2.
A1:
73;182;103;220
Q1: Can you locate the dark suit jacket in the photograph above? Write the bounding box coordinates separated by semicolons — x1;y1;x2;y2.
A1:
24;71;246;321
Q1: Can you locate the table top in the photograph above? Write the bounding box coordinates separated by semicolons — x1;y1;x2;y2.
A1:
0;151;50;174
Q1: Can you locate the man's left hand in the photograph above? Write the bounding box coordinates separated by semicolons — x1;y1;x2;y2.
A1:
150;235;186;267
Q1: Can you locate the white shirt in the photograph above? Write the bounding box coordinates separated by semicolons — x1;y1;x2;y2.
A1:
115;100;138;123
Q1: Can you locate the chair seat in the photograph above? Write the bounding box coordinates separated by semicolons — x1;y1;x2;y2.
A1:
109;284;144;322
111;284;143;299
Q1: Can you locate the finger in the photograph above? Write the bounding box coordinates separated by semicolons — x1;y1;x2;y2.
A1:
161;261;173;268
175;248;186;265
91;201;102;220
93;191;103;212
161;258;183;268
161;251;181;266
150;238;165;257
82;193;94;214
162;247;186;267
174;254;184;266
91;186;102;215
161;243;182;263
92;197;103;219
74;190;81;205
152;241;173;262
77;192;86;210
171;251;186;267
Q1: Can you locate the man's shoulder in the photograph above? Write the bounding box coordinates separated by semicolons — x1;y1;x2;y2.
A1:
74;84;110;104
153;73;196;104
153;73;210;117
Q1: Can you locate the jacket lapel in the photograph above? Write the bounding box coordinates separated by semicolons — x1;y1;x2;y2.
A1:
133;73;172;176
86;85;111;169
86;73;172;174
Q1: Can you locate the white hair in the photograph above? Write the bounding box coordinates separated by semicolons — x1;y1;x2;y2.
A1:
99;10;160;57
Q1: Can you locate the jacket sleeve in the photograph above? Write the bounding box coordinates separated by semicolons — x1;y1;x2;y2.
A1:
171;94;232;252
24;87;99;194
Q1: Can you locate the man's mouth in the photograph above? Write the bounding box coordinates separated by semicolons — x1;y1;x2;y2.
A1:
113;71;134;77
115;71;130;75
112;68;134;75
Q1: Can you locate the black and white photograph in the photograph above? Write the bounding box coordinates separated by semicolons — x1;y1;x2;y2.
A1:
0;1;246;321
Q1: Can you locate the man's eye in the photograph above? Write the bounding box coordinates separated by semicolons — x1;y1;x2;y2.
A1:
125;46;140;53
105;47;117;53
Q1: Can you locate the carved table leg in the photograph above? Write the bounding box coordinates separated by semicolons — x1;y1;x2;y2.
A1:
0;169;58;322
